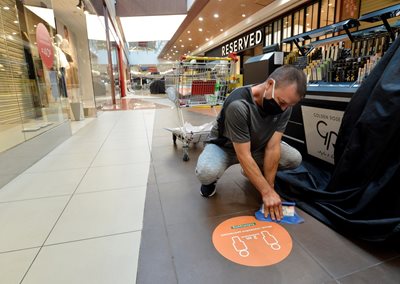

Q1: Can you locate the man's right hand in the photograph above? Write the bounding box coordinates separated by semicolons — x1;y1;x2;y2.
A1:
262;189;283;221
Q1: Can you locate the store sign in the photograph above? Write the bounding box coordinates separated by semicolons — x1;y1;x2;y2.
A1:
36;23;54;69
221;29;264;56
301;106;344;164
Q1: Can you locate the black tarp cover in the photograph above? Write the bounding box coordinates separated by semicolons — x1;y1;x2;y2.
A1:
276;36;400;242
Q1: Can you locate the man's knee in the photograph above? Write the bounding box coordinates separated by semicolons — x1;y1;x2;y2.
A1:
195;144;228;185
195;164;220;185
279;141;302;170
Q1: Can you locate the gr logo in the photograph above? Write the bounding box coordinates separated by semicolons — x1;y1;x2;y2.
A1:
316;120;337;151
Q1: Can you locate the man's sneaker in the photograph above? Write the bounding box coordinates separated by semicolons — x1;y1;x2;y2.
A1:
200;182;216;197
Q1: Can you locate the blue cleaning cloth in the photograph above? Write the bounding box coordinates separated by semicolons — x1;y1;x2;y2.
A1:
255;201;304;224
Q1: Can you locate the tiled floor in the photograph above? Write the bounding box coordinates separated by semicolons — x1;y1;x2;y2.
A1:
0;94;399;284
137;102;400;284
0;110;153;284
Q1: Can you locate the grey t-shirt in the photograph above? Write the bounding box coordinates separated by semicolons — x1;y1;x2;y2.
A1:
209;86;291;153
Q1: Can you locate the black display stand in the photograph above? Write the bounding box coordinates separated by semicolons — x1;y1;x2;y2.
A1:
243;52;281;85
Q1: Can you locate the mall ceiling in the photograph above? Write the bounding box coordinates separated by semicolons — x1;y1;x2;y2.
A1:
112;0;277;61
158;0;276;61
89;0;281;61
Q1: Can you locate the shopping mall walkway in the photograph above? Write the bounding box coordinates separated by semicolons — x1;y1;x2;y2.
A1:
0;109;154;283
0;94;399;283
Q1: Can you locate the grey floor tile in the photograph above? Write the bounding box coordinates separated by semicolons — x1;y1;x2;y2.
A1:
337;256;400;284
101;138;150;151
22;232;141;284
0;174;18;188
151;135;177;148
77;163;150;193
147;164;157;185
284;209;398;279
109;127;148;136
166;214;333;284
46;187;146;245
0;196;69;252
0;168;86;202
151;143;203;162
0;248;39;284
25;153;95;173
48;140;102;156
157;178;261;226
92;148;151;167
137;182;177;284
137;227;177;284
142;183;164;229
152;158;200;184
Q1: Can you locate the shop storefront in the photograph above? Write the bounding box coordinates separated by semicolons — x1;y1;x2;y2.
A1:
205;1;332;74
204;0;400;167
0;0;127;187
86;10;129;109
0;0;65;153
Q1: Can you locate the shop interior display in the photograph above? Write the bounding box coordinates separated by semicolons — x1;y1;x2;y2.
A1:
282;4;400;87
275;3;400;243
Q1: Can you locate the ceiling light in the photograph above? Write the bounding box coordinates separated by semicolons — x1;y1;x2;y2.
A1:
196;45;198;48
206;38;209;41
213;14;219;18
199;17;203;21
220;29;223;32
173;45;176;48
187;31;190;33
188;38;192;41
3;6;10;10
181;45;184;47
13;20;18;24
179;39;182;42
242;14;246;18
328;3;332;6
198;28;203;32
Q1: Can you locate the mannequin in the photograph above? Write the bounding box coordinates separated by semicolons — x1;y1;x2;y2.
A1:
54;34;69;98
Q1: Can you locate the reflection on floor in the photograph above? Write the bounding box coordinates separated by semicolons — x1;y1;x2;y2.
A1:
101;97;170;111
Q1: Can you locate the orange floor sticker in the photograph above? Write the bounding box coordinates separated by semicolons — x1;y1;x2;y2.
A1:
212;216;293;266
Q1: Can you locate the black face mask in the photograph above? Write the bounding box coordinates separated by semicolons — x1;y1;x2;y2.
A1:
263;80;284;115
263;98;284;115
